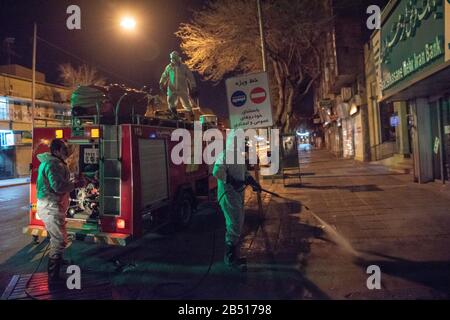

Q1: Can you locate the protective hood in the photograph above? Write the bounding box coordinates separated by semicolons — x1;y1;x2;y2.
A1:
170;51;181;64
37;152;58;163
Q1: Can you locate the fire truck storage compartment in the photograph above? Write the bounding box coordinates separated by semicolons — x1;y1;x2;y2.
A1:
139;138;169;210
65;140;100;222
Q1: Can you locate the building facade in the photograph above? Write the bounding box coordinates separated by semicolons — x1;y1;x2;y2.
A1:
0;64;71;179
314;0;370;161
377;0;450;183
364;29;413;175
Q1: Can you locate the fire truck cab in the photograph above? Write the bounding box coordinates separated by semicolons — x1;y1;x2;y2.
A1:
24;85;218;246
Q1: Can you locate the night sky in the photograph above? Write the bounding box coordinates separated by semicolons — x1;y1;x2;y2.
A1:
0;0;229;118
0;0;385;121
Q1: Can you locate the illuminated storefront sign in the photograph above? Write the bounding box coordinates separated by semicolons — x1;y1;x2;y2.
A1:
381;0;445;92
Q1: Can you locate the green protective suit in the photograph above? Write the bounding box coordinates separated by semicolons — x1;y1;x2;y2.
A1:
213;130;251;246
36;152;74;259
159;55;197;112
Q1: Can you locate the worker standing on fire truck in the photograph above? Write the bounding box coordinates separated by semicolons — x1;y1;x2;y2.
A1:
159;50;198;120
213;129;261;270
36;139;84;283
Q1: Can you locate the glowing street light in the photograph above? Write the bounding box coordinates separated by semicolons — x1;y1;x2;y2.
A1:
120;16;136;31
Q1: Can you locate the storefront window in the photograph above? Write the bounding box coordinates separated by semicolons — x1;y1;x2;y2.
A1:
0;97;9;120
380;102;396;143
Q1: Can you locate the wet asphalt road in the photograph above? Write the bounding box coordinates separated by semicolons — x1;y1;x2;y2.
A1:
0;184;228;298
0;185;31;290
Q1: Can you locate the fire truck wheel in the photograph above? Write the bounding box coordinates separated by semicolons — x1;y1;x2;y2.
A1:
172;192;194;229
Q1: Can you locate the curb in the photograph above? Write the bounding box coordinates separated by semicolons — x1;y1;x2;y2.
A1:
0;180;30;189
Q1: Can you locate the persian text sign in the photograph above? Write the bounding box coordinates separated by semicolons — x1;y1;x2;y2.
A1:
226;72;273;129
381;0;445;93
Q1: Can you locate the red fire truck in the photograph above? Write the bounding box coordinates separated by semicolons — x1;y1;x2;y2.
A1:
24;85;218;246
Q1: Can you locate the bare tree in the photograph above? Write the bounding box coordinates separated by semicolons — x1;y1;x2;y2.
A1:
176;0;330;131
59;63;106;89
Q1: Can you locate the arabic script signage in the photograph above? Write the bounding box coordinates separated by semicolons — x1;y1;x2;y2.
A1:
226;72;273;129
381;0;445;93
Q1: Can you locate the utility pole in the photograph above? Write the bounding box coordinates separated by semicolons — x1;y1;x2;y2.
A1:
256;0;267;217
31;23;37;131
257;0;267;72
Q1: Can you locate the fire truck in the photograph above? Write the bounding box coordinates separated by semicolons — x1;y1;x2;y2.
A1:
24;85;218;246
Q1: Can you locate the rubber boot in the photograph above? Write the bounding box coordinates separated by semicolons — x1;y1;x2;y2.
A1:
169;108;178;120
224;242;235;267
47;257;63;287
224;243;247;272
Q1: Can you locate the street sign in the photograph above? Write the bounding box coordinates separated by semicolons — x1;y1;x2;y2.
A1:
231;90;247;107
226;72;273;129
250;87;267;104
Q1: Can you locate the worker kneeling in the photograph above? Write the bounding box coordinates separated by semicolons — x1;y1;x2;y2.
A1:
36;139;85;284
213;130;261;271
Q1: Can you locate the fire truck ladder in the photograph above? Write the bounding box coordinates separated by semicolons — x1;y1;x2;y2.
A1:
98;93;131;216
99;125;122;216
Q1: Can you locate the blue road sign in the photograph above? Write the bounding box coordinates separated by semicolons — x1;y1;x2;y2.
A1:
231;90;247;107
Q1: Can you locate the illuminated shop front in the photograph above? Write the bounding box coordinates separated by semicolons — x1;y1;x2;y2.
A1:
380;0;450;183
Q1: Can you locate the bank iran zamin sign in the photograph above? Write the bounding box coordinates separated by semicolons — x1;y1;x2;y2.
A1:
381;0;446;93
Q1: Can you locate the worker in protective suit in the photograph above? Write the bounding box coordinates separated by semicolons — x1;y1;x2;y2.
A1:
159;50;198;120
36;139;84;283
213;129;261;270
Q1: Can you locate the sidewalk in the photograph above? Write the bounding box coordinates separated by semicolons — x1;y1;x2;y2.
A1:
2;150;449;300
233;149;450;299
0;178;30;189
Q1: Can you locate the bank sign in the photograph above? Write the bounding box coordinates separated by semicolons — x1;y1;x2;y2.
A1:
381;0;446;94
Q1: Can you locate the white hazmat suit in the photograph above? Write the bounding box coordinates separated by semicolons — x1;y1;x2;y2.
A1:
159;51;197;115
36;152;74;260
213;129;261;267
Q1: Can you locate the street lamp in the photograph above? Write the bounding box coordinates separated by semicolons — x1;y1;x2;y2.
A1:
120;16;137;31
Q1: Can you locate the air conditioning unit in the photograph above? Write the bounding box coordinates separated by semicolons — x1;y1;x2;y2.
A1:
0;130;21;147
341;87;352;102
